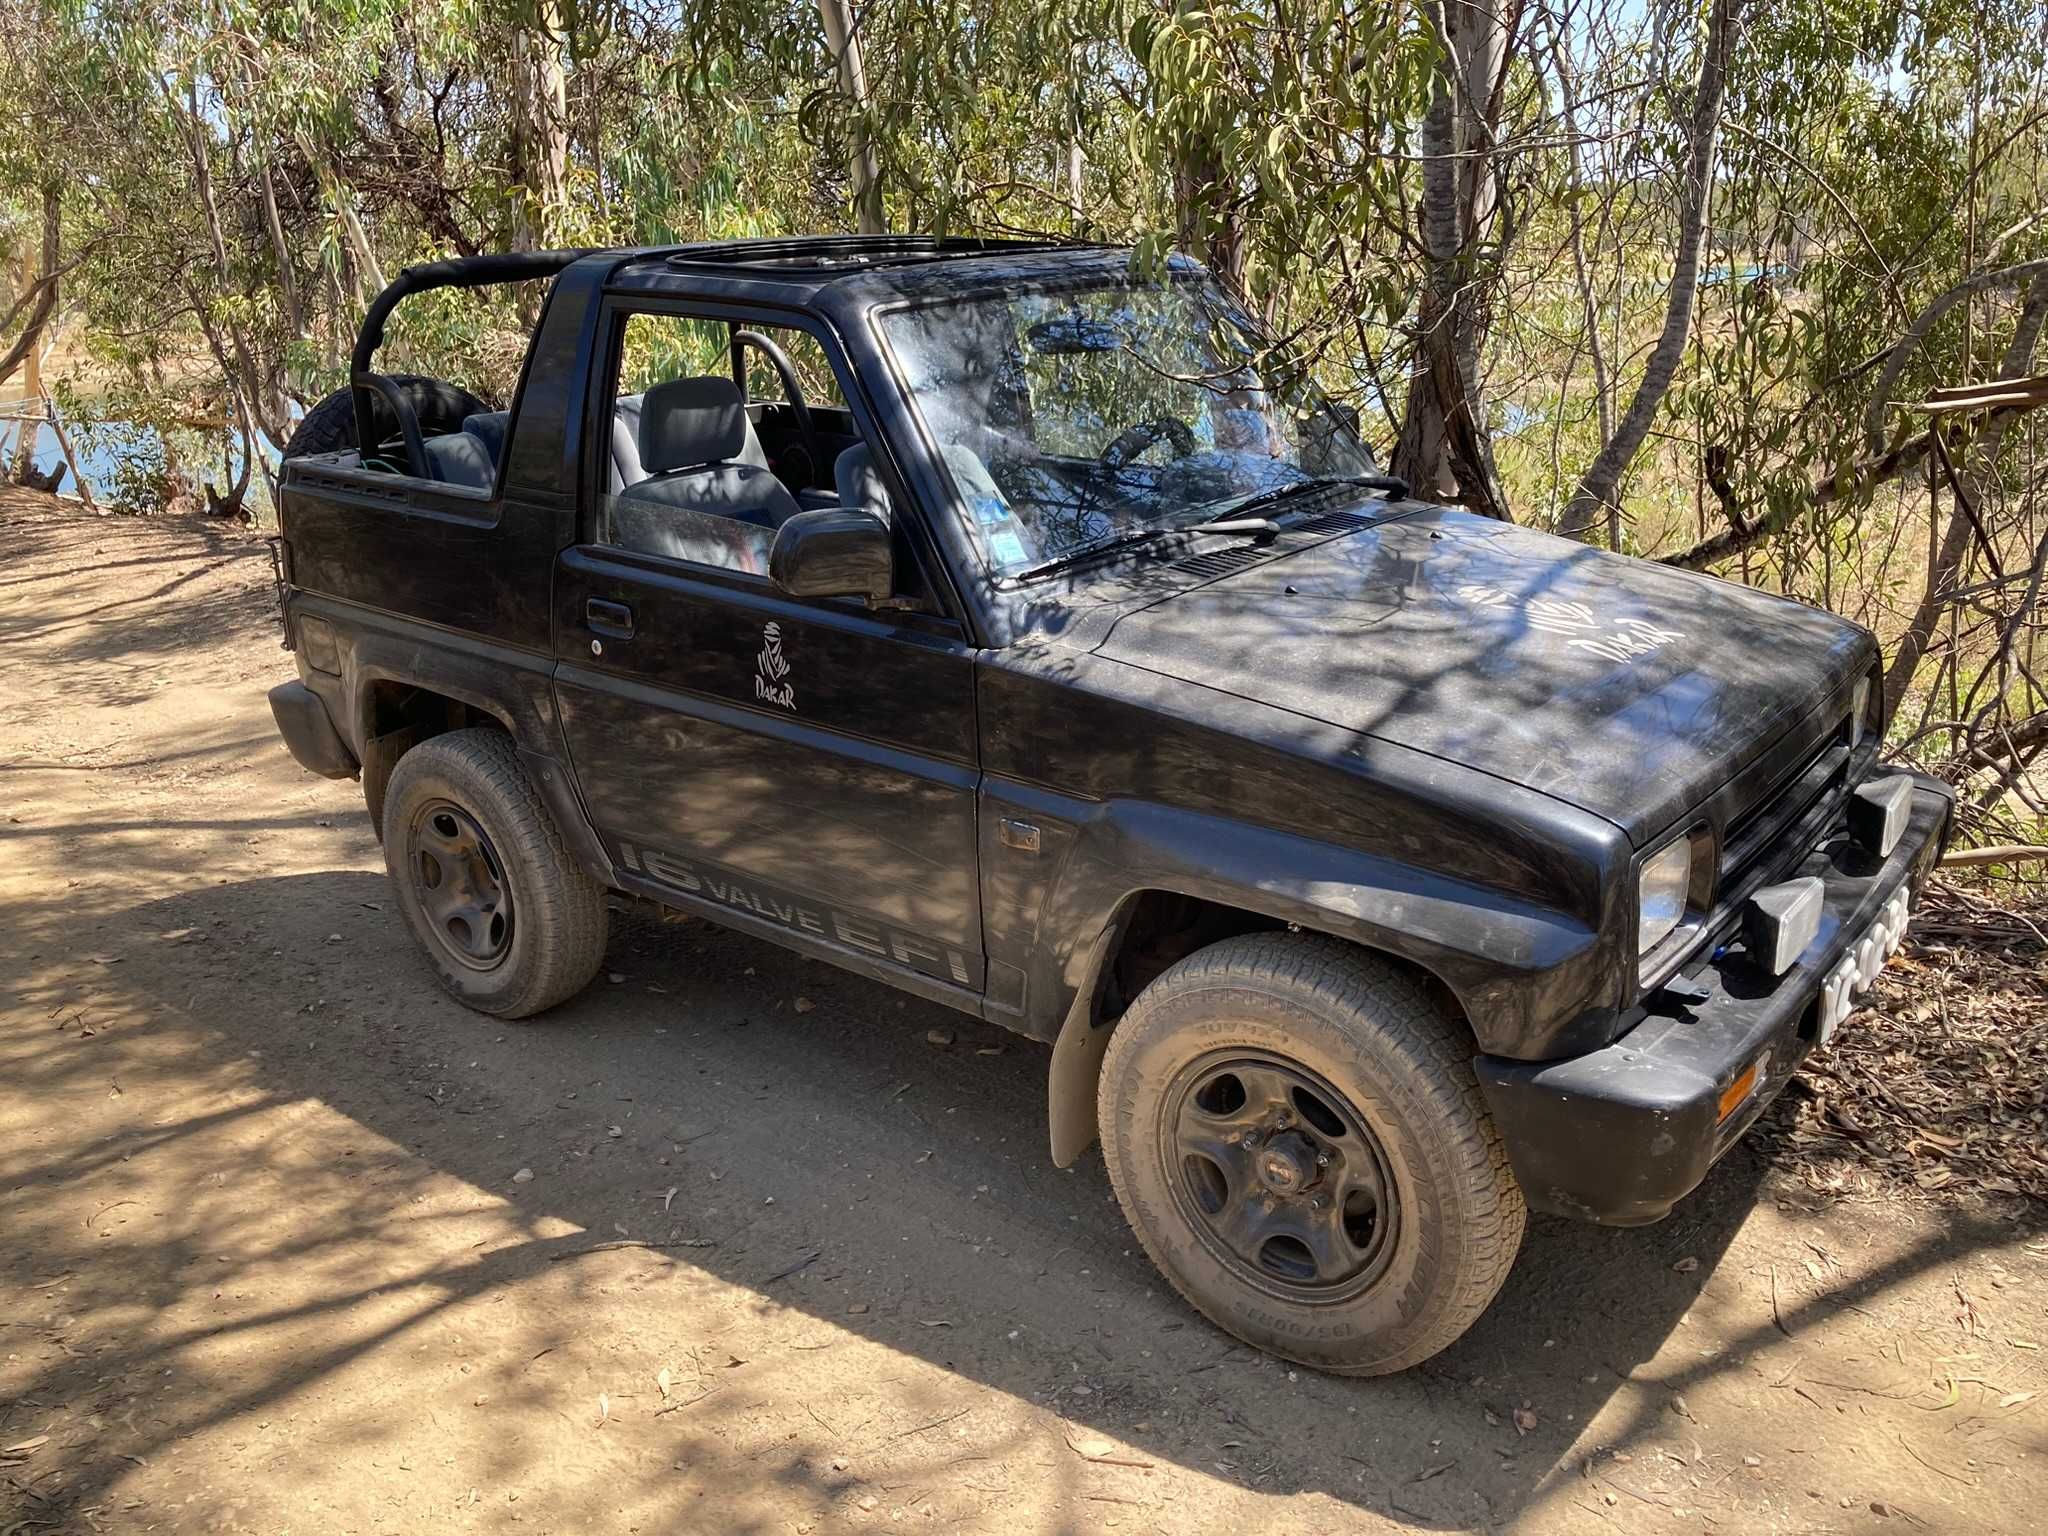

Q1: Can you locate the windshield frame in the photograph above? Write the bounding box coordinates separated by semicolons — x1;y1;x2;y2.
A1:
863;266;1380;589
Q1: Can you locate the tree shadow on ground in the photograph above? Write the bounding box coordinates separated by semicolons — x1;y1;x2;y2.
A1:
5;869;2036;1531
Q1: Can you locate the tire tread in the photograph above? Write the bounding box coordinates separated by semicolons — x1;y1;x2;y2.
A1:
381;728;607;1018
1097;932;1525;1375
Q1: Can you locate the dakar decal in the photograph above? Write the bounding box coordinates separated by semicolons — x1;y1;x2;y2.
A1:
615;839;977;989
1457;584;1684;665
755;620;796;710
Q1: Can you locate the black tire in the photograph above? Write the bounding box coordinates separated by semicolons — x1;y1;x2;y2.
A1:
380;728;608;1018
1097;933;1525;1375
282;374;488;459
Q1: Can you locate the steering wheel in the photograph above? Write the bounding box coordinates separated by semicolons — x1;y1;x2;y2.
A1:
732;329;821;486
351;372;429;479
1100;416;1198;470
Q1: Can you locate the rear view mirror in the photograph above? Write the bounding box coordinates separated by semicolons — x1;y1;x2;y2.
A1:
1025;314;1125;354
769;508;893;604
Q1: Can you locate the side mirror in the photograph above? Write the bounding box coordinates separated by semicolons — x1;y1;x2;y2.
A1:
769;507;893;604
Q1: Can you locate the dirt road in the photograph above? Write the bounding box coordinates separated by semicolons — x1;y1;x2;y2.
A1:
2;487;2043;1533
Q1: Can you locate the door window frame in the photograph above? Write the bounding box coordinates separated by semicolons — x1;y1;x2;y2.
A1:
584;292;969;633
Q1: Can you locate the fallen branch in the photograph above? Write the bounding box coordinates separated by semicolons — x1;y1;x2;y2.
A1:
546;1237;716;1261
1940;845;2048;868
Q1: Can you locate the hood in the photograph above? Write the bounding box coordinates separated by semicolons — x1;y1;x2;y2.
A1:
1093;504;1874;844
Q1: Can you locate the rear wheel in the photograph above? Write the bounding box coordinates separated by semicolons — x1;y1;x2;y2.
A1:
1097;933;1525;1375
381;728;608;1017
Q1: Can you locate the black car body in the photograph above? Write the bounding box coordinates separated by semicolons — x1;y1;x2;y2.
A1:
267;237;1950;1366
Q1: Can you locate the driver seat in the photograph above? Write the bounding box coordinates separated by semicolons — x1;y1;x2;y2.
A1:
623;376;799;528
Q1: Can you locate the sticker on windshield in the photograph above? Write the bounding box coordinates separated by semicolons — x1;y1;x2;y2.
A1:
755;621;796;710
1457;584;1683;664
987;527;1029;567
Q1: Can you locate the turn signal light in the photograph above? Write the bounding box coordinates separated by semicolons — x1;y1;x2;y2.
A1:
1717;1057;1764;1123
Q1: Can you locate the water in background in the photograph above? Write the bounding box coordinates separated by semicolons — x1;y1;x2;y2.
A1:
0;411;279;519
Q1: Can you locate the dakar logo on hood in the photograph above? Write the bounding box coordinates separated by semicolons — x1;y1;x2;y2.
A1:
755;621;796;710
1457;584;1683;665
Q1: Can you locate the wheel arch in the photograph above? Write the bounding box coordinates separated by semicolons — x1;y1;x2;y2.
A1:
315;623;614;886
1047;883;1473;1168
357;675;519;836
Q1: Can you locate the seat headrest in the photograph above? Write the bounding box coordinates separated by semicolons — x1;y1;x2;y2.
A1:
461;411;510;463
639;376;748;475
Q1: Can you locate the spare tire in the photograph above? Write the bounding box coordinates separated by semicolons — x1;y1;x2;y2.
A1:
282;374;489;459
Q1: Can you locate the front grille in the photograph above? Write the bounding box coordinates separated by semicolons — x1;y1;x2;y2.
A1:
1720;735;1849;882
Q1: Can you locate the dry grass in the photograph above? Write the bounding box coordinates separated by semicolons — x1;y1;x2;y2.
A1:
1767;879;2048;1204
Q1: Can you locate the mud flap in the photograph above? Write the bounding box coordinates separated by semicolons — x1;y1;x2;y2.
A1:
1047;1004;1115;1166
1046;920;1127;1166
360;725;419;841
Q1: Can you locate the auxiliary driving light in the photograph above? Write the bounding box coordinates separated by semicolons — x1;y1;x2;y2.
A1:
1849;775;1913;857
1744;876;1824;976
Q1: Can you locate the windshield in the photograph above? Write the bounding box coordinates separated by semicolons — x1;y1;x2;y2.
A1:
876;275;1380;579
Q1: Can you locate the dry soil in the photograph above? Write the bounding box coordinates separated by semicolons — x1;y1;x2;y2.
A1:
2;486;2043;1534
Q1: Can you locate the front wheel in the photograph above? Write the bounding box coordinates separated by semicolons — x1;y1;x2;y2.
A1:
1097;933;1525;1375
381;728;609;1018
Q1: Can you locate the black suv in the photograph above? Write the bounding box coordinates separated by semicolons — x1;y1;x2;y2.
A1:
266;236;1951;1374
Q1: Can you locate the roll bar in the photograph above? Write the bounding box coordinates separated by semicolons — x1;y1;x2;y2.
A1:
350;249;589;456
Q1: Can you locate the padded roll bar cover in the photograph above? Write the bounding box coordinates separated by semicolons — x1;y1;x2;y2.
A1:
350;249;591;455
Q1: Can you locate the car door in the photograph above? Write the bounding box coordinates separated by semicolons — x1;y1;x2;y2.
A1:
551;299;986;1001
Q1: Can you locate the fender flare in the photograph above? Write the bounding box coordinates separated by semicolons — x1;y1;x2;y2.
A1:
1038;812;1610;1165
328;618;615;884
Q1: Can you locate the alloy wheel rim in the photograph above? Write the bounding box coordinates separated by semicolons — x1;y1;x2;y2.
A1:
407;799;514;971
1163;1050;1400;1303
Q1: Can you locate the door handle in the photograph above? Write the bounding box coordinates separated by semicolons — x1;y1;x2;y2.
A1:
586;598;634;639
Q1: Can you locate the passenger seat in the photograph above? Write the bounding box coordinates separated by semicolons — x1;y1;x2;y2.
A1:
421;431;493;489
462;411;510;467
620;377;800;528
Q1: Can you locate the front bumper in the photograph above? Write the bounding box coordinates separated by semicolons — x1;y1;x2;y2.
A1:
1475;773;1953;1225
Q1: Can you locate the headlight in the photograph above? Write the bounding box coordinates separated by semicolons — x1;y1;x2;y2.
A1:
1638;836;1692;955
1850;675;1871;749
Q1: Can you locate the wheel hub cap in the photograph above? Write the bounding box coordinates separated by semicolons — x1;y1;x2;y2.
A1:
408;800;513;971
1254;1132;1318;1195
1166;1053;1400;1300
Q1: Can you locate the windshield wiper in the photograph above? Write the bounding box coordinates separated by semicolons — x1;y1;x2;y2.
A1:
1215;473;1409;522
1007;475;1407;583
1176;516;1281;537
1008;514;1283;582
1010;527;1176;582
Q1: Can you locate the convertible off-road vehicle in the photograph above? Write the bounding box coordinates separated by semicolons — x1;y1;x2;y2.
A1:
266;236;1951;1374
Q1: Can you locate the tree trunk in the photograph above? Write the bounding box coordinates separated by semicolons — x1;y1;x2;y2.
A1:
816;0;884;234
509;8;570;251
258;157;304;339
1390;0;1516;520
1558;0;1746;538
1170;134;1246;291
293;126;387;301
0;184;60;396
1881;272;2048;716
173;83;290;449
1548;20;1614;541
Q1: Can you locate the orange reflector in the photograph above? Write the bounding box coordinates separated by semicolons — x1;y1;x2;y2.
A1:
1718;1061;1761;1122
